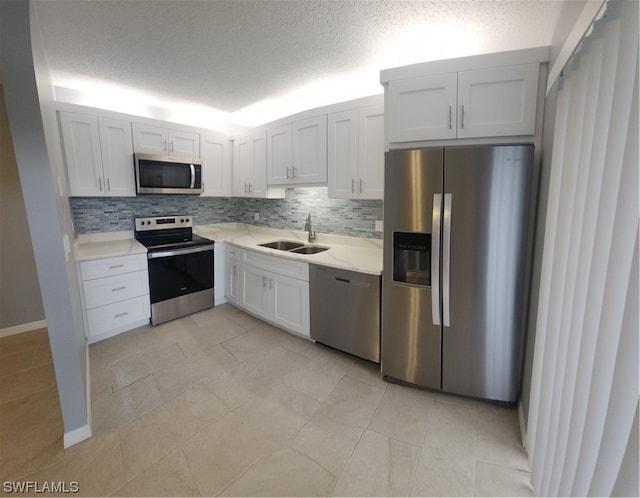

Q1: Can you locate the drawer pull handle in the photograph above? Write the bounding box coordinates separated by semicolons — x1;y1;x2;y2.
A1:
109;264;124;269
114;312;129;319
112;286;126;292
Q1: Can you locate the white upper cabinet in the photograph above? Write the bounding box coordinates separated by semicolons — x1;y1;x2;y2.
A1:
267;115;327;185
201;132;232;197
388;73;458;142
233;130;285;198
98;117;136;196
358;105;384;199
60;111;135;197
266;124;292;184
456;64;540;138
385;59;542;144
132;123;200;159
328;104;384;199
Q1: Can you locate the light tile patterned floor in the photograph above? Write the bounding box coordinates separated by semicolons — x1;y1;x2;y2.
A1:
0;304;533;496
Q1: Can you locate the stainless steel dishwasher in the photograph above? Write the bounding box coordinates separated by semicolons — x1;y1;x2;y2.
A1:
309;264;381;363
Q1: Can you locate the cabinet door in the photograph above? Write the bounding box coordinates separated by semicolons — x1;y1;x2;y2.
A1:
387;73;457;142
270;272;310;337
248;131;268;196
327;110;359;199
233;135;252;197
239;264;269;317
457;63;539;138
169;129;200;159
267;124;292;184
358;105;384;199
59;112;105;196
201;133;232;196
292;115;327;184
85;294;150;340
82;270;149;309
132;123;169;154
98;117;136;196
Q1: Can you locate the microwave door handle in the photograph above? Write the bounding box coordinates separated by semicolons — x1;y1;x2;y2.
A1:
189;164;195;189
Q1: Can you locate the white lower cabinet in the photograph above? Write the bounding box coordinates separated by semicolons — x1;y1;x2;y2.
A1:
79;253;150;343
231;246;310;338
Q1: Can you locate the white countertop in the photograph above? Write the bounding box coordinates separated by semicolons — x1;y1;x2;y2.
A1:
196;223;383;275
75;231;147;261
75;224;383;275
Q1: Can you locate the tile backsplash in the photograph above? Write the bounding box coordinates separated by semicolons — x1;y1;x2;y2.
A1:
70;187;383;238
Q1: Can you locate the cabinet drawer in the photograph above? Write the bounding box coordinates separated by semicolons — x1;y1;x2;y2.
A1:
242;249;309;281
81;253;147;280
83;270;149;309
86;295;150;338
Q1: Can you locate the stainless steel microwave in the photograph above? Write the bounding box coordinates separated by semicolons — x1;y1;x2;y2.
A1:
134;153;203;195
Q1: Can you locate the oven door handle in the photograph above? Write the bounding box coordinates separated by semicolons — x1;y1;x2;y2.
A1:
147;244;214;259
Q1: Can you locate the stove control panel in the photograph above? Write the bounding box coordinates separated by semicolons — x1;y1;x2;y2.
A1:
134;215;193;231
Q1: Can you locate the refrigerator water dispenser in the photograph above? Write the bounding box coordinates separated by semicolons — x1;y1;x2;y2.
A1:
393;232;431;286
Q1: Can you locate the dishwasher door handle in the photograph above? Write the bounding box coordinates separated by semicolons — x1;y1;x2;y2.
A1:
335;277;350;283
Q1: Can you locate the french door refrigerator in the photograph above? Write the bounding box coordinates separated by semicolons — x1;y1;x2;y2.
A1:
382;145;535;403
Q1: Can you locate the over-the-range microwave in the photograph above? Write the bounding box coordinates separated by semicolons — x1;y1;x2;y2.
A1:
134;153;203;195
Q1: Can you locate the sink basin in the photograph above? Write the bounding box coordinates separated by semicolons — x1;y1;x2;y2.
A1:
290;246;329;255
259;240;305;251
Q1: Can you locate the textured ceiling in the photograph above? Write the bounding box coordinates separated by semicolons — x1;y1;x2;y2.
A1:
34;0;563;127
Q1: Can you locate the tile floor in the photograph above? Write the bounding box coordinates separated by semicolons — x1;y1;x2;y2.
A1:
0;304;533;496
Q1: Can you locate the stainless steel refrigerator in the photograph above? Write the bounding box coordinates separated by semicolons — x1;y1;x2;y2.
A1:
382;145;535;403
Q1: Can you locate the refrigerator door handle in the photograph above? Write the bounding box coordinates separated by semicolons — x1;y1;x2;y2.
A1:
442;193;452;327
431;193;442;326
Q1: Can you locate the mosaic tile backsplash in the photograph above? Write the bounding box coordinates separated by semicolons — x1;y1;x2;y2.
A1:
70;187;384;239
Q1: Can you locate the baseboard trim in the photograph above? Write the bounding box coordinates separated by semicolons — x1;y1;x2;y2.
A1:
63;424;92;448
0;319;47;338
518;400;528;450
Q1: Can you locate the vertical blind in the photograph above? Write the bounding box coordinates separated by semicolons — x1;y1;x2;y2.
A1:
527;0;638;496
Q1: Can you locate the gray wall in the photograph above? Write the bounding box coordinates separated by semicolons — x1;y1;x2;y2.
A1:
1;0;88;438
0;85;45;329
70;187;384;239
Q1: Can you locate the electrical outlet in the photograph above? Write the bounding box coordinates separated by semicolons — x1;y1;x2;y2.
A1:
254;212;260;221
375;220;384;232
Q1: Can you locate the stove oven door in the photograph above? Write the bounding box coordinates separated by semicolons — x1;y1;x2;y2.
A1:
147;244;214;325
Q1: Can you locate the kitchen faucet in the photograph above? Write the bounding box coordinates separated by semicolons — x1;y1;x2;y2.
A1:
304;212;316;243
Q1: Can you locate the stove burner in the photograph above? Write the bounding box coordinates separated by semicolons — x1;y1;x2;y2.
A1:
134;215;214;250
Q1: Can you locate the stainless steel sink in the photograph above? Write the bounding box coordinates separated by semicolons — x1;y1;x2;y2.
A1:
258;240;329;255
259;240;305;251
290;246;329;255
